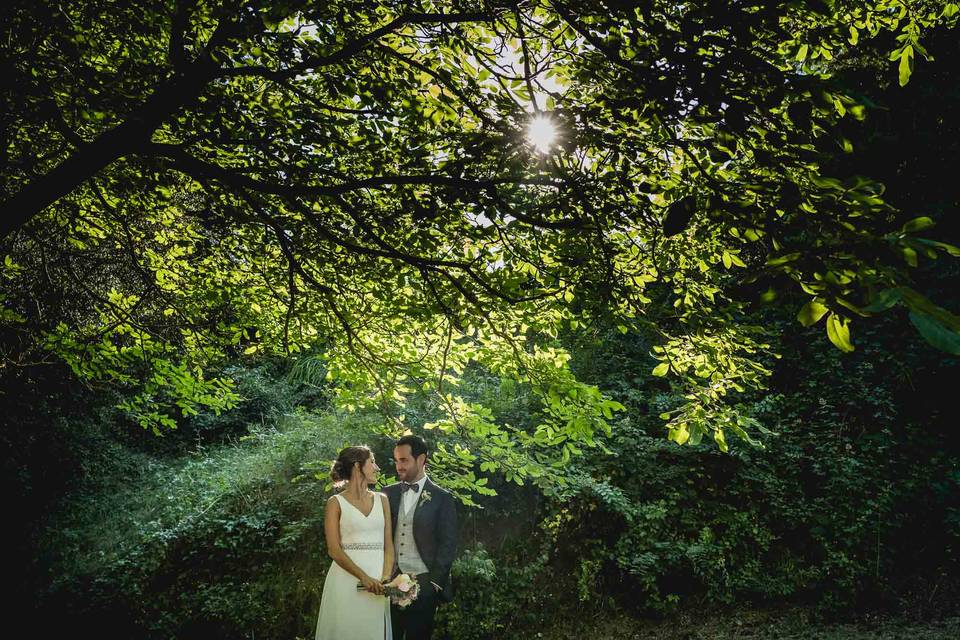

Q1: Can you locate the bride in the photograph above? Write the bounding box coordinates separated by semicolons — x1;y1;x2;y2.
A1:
315;445;394;639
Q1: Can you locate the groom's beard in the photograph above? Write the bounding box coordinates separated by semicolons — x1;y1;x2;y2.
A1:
398;467;423;482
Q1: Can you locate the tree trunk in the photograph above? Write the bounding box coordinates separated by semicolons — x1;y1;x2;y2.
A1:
0;67;214;240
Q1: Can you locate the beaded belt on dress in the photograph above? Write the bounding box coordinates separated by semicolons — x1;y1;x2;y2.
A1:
342;542;383;550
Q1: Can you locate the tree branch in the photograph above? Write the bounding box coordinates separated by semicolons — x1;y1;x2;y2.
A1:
149;143;561;197
219;11;497;80
168;0;196;70
0;64;220;240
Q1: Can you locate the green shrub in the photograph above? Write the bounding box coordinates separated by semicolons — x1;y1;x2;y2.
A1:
540;317;960;618
436;544;551;640
37;409;388;639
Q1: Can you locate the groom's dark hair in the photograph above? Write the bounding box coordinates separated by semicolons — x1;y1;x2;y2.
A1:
395;434;428;460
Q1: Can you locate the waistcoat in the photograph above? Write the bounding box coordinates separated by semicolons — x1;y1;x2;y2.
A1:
394;496;429;575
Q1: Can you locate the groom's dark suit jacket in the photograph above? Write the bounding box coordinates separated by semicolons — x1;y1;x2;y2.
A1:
384;477;458;603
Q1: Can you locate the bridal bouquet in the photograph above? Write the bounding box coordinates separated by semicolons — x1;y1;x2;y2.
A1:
356;573;420;608
384;573;420;608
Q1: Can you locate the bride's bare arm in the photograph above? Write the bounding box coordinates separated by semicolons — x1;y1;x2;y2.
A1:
324;496;383;593
381;493;395;581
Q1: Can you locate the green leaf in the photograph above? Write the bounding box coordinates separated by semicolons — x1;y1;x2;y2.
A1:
902;216;935;233
900;288;960;331
798;299;829;326
663;195;697;237
766;252;801;266
713;428;728;452
836;297;865;316
826;313;855;352
915;238;960;257
898;45;914;86
688;425;703;446
651;362;670;377
909;311;960;355
668;423;690;445
861;288;902;312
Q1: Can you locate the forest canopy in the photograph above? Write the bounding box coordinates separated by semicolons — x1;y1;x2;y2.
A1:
2;0;959;496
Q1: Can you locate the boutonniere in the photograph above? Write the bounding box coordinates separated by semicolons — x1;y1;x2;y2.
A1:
419;490;433;504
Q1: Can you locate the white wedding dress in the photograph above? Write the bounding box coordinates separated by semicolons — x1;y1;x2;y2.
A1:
315;493;392;640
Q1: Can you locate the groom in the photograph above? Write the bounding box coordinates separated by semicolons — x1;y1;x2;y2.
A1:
385;434;458;640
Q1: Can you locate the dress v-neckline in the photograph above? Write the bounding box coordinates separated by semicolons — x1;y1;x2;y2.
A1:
341;492;375;518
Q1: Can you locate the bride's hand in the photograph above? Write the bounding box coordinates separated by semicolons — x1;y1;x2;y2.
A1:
360;574;385;595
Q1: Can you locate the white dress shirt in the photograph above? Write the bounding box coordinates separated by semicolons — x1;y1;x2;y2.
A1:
400;474;428;516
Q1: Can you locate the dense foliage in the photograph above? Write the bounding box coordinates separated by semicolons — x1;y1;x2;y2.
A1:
3;2;960;638
22;332;958;638
4;1;960;494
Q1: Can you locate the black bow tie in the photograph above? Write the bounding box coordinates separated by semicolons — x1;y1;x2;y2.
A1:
401;482;420;493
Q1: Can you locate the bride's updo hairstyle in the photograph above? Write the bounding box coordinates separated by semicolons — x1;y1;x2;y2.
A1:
330;445;372;488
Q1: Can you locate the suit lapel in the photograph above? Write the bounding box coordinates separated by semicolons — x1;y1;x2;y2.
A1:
412;478;435;528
